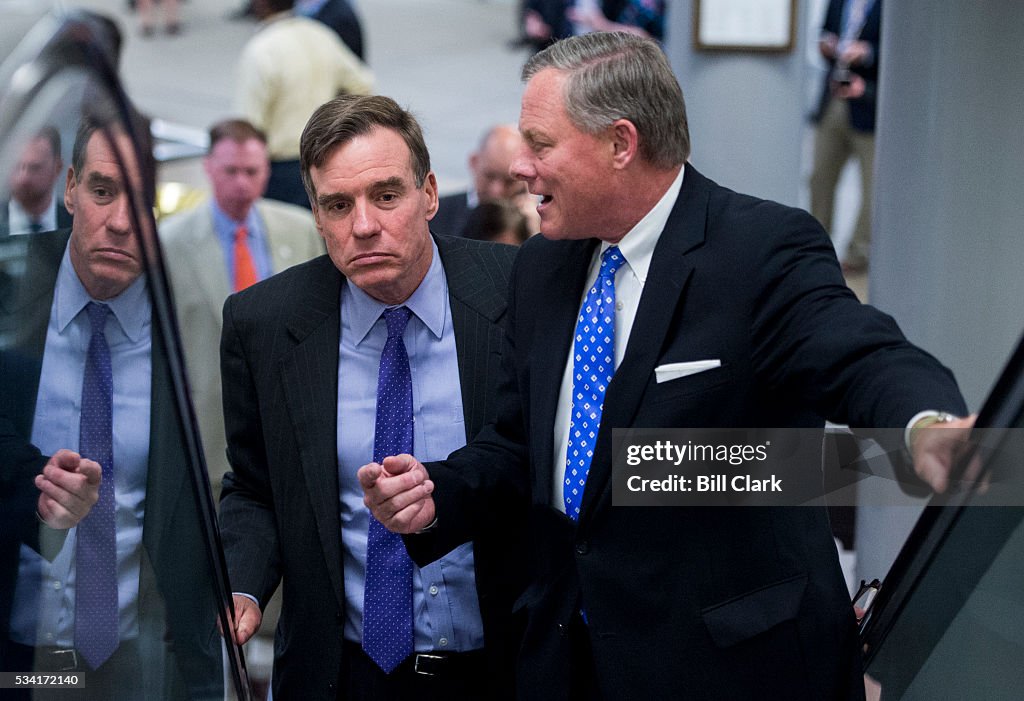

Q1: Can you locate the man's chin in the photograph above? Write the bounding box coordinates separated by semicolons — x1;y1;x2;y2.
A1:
538;227;587;241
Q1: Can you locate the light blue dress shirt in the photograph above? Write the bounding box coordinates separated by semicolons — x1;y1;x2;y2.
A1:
9;244;152;647
211;201;273;283
337;240;484;652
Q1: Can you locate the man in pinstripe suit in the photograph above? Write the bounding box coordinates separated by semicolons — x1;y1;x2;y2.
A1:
217;95;523;699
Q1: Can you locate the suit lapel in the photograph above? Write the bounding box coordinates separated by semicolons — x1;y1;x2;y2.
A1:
531;238;597;503
190;213;232;322
577;167;712;526
436;235;507;431
260;202;303;274
277;258;347;610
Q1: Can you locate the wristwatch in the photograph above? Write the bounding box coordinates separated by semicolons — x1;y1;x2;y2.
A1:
907;411;959;453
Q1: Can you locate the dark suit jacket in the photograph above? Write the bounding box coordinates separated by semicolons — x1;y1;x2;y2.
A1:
310;0;365;60
814;0;882;132
411;165;967;700
219;234;522;699
0;230;222;696
431;191;473;238
523;0;573;51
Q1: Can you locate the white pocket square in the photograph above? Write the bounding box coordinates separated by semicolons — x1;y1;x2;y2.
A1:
655;360;722;384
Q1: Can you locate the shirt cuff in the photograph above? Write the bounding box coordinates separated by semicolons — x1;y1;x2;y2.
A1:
414;517;439;534
233;592;261;608
904;410;959;451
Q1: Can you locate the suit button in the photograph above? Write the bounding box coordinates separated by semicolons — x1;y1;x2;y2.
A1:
336;613;344;624
558;623;568;638
575;541;589;555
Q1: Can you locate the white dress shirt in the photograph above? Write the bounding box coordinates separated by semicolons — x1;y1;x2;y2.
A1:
551;165;685;510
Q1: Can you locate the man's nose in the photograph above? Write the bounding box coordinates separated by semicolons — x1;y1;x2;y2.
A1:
509;151;533;183
351;200;381;237
107;194;134;236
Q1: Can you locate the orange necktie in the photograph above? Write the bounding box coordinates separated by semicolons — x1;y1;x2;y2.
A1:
233;225;258;291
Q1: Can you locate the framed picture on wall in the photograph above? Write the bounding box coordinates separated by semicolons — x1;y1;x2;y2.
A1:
694;0;797;53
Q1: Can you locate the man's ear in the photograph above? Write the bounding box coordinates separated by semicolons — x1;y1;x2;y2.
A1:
63;166;76;214
609;119;640;170
424;171;439;220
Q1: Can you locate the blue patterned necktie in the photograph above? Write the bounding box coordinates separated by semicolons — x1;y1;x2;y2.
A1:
565;246;626;520
75;302;119;669
363;306;415;673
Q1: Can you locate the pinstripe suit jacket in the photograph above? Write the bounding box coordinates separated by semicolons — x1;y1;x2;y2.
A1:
218;233;521;699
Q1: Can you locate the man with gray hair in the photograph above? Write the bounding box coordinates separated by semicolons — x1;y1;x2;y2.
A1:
362;31;971;699
218;94;521;698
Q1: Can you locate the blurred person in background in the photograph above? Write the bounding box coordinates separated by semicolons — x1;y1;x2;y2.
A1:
521;0;666;51
158;118;322;506
297;0;366;61
135;0;182;37
460;200;532;246
432;124;528;238
1;127;70;237
567;0;666;41
809;0;881;275
236;0;373;210
521;0;573;53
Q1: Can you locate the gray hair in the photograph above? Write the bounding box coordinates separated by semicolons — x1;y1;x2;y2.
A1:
523;31;689;167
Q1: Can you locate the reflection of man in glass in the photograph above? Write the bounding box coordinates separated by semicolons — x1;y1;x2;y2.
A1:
2;127;70;236
0;112;221;699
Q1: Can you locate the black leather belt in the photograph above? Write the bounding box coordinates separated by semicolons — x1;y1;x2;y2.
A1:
408;649;484;677
343;640;486;679
33;646;82;672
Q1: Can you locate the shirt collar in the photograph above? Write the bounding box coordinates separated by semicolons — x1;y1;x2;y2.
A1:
55;242;150;343
211;200;262;238
601;164;685;283
345;238;446;344
9;198;56;232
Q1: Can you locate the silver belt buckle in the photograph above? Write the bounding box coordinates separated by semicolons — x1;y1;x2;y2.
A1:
50;648;78;671
413;653;445;676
